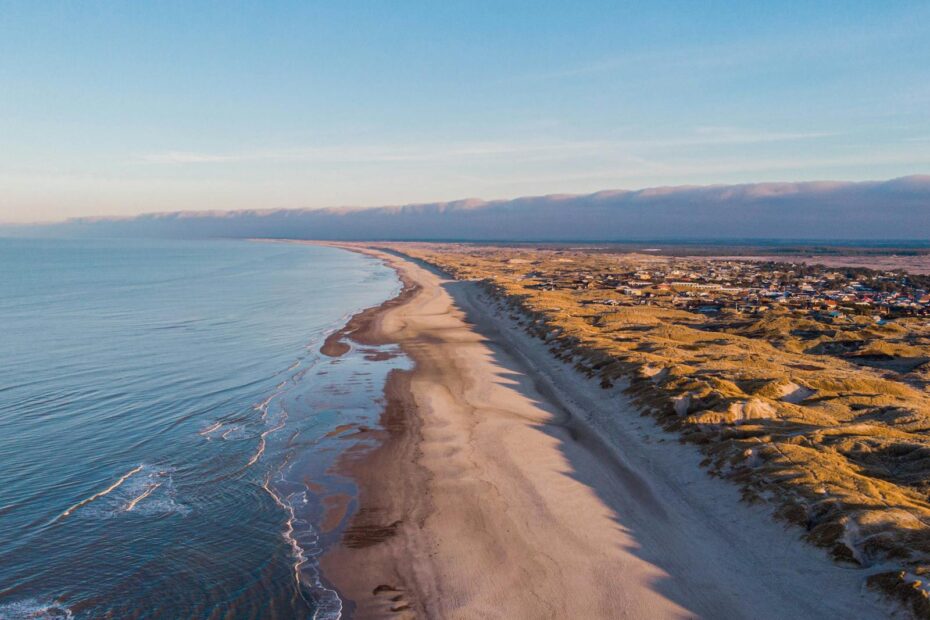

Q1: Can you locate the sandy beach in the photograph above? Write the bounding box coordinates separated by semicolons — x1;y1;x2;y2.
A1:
320;244;895;619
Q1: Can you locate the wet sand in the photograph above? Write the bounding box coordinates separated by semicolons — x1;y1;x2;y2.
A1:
317;244;893;619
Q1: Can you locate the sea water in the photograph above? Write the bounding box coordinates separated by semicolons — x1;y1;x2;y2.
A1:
0;238;405;619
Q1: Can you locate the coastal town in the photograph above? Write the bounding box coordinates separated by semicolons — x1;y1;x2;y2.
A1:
520;255;930;320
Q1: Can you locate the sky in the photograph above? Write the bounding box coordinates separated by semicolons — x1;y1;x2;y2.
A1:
1;1;929;223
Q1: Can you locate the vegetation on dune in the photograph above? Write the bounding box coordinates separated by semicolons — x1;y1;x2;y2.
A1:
385;242;930;617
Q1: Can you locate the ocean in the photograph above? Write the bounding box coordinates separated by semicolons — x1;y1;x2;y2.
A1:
0;238;405;619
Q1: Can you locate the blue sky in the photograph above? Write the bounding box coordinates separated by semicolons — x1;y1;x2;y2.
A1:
1;1;928;222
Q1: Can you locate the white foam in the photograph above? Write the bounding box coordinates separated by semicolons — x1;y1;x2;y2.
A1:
54;465;143;522
245;435;267;468
66;466;190;519
254;395;275;418
124;482;161;512
199;421;223;437
0;598;73;619
261;475;342;620
220;424;248;440
244;409;288;468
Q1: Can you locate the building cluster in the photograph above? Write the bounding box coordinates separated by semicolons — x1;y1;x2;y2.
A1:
521;258;930;321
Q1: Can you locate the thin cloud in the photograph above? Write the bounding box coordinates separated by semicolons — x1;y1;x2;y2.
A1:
509;10;927;85
139;129;831;167
137;141;608;166
510;47;747;83
623;127;836;148
142;151;245;164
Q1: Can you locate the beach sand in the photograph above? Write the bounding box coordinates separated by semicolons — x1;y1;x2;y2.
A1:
319;245;895;619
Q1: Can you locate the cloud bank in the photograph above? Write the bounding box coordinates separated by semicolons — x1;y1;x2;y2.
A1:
5;176;930;241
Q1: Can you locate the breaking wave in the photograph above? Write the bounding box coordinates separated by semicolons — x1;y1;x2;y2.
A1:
56;465;189;520
262;476;342;620
54;465;143;522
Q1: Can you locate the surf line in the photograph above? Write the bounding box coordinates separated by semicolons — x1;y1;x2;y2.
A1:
125;482;161;512
261;475;320;614
244;413;288;469
255;395;275;420
199;421;223;437
54;465;144;522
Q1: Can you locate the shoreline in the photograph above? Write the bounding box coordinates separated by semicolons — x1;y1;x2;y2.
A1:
314;246;427;618
316;243;895;619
